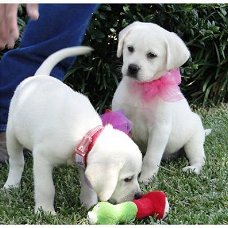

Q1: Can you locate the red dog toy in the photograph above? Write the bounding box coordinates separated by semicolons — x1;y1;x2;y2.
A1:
88;190;169;224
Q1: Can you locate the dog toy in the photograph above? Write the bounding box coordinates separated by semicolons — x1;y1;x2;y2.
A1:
87;191;169;224
101;109;132;135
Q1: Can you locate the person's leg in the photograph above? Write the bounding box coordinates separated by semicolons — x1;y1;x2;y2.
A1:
0;4;98;162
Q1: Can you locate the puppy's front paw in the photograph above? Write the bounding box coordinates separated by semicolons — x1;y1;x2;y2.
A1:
80;192;98;209
3;182;19;189
182;165;201;174
139;174;153;185
139;167;157;185
35;206;56;215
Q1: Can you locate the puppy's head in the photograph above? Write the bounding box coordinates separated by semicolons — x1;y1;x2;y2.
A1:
117;21;190;82
85;125;142;203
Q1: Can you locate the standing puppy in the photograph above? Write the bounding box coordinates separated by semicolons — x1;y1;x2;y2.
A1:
3;47;142;214
112;22;209;183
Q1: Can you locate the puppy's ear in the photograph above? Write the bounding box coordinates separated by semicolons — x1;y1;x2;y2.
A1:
117;21;142;58
165;32;190;70
85;162;123;201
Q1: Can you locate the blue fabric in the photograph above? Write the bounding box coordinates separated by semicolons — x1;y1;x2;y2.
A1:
0;4;98;131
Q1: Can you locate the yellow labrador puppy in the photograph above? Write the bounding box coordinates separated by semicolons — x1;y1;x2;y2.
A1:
112;22;210;183
4;47;142;214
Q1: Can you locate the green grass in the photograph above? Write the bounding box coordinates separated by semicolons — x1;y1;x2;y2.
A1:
0;104;227;224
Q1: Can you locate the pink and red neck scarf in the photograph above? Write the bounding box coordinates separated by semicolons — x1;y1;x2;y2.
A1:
131;68;184;102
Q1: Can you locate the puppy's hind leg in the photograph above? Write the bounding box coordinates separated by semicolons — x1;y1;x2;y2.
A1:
3;130;24;189
33;149;56;214
182;125;206;174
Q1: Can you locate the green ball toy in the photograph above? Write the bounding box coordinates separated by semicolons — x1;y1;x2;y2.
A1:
88;201;138;224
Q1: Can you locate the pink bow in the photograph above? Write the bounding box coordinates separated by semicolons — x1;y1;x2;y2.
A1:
131;68;184;102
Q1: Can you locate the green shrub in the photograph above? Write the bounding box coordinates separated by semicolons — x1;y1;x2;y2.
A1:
1;4;227;111
65;4;228;111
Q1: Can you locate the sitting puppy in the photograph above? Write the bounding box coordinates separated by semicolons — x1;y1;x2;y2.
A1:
112;22;210;183
3;47;142;214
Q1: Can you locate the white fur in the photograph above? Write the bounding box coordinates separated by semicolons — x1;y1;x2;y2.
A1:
112;22;207;183
3;46;142;214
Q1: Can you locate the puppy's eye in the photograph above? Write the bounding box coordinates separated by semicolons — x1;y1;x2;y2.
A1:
124;176;134;182
147;52;157;59
128;46;134;53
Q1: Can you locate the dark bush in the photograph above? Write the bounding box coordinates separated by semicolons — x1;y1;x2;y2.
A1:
65;4;228;112
1;4;227;112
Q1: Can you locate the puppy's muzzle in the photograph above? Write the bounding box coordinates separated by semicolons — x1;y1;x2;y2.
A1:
127;64;140;79
134;192;142;199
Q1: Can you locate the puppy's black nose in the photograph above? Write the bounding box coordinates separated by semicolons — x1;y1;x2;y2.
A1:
134;192;142;199
128;64;140;77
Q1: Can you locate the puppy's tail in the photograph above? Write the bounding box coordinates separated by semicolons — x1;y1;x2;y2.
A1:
35;46;93;76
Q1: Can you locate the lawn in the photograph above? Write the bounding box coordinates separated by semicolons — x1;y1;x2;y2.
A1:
0;104;227;225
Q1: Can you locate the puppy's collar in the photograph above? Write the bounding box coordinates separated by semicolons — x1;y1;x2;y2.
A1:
131;68;184;102
74;125;104;168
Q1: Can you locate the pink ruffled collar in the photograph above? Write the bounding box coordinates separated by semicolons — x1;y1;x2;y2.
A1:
131;68;184;102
